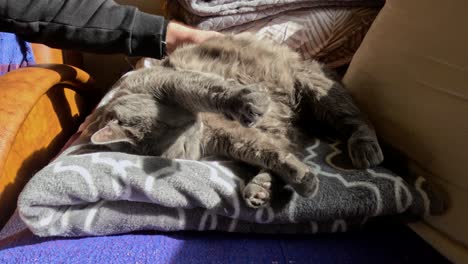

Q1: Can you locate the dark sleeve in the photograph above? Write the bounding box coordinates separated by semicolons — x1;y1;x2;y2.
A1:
0;0;168;58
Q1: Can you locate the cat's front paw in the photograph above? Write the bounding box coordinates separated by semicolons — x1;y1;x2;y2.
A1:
229;85;270;127
243;181;272;208
348;136;384;169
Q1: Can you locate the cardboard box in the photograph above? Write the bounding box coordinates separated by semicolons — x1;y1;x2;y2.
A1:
344;0;468;262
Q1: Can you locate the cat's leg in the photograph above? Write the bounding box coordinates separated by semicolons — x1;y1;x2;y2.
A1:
121;66;271;127
218;83;272;127
243;170;274;208
206;129;318;197
295;61;384;168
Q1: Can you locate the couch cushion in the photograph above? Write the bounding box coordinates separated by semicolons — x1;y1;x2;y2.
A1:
343;0;468;260
0;219;448;263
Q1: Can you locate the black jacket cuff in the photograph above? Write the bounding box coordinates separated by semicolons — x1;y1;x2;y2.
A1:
130;12;167;59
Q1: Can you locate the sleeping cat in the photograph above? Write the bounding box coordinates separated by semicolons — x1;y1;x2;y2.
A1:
81;33;384;208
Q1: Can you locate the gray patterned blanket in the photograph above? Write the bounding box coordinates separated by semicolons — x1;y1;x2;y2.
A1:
169;0;384;30
17;133;445;237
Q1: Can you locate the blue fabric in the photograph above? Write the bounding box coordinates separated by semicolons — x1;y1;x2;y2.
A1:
0;32;35;75
0;221;449;263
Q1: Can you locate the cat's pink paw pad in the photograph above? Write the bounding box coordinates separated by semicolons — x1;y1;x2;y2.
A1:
243;182;272;208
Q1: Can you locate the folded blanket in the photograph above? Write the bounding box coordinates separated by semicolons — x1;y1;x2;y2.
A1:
0;33;35;75
17;91;446;237
169;0;384;30
223;7;379;68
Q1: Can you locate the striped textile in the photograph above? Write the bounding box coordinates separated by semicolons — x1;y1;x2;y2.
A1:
223;7;380;68
168;0;383;31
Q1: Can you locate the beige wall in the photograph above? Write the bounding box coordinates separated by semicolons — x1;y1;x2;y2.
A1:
343;0;468;262
82;1;165;90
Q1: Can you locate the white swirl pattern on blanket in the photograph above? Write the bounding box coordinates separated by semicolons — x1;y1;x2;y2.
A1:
15;137;445;237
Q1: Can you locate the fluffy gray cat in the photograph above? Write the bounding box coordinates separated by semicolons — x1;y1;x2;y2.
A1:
82;33;383;208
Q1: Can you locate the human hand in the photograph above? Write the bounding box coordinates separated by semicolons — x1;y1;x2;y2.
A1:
165;20;222;53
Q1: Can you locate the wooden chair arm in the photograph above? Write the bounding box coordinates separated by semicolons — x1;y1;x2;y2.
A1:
0;64;100;228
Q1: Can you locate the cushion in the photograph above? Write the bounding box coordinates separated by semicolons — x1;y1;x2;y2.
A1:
0;219;448;263
224;7;380;68
168;2;381;68
168;0;383;31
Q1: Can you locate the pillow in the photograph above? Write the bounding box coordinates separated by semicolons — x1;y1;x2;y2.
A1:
167;0;380;69
223;8;380;68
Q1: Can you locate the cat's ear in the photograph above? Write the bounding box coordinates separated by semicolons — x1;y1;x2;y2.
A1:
90;120;134;145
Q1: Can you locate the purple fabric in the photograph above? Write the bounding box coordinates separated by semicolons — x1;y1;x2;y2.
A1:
0;32;35;75
0;221;449;263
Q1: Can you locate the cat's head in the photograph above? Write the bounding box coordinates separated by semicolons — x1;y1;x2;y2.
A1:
89;93;196;154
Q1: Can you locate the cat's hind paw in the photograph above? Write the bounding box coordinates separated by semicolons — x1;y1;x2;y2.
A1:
291;170;319;198
348;136;384;169
243;181;272;208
